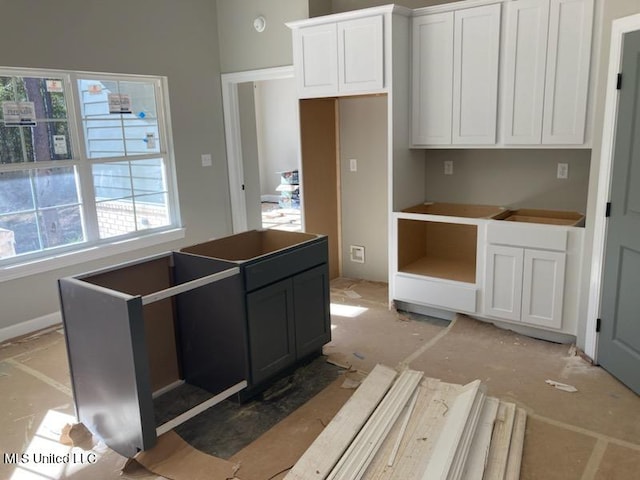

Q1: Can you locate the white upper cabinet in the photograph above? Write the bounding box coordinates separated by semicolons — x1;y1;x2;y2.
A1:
502;0;594;145
412;3;501;146
338;15;384;94
501;0;550;144
292;23;339;98
412;12;454;145
452;4;501;145
290;12;385;99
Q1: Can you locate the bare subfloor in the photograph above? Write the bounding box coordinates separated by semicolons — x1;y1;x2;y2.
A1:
1;278;638;479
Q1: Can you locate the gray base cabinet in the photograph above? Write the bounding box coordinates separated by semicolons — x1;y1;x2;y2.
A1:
247;263;331;386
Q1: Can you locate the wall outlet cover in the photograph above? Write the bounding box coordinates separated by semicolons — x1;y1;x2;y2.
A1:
349;245;365;263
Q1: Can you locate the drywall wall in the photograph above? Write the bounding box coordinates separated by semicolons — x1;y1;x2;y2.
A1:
216;0;308;73
0;0;230;332
254;78;300;197
424;150;591;212
239;82;262;230
578;0;640;352
339;96;388;282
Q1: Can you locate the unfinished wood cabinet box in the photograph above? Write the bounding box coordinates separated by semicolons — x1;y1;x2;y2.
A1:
58;252;247;457
397;218;477;283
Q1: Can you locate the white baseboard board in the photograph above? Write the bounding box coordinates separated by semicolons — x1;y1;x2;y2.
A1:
0;312;62;344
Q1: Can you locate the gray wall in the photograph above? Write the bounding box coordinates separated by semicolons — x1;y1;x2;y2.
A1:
238;82;262;230
0;0;230;330
216;0;308;73
255;78;300;197
424;150;591;212
578;0;640;350
339;96;388;282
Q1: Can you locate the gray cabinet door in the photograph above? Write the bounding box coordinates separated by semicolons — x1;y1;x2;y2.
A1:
246;278;296;385
293;264;331;358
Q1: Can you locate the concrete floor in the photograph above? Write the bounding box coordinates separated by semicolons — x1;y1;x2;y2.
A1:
1;278;639;479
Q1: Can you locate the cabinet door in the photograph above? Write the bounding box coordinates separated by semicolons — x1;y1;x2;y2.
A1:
337;15;384;94
246;278;296;385
293;23;338;98
542;0;594;144
484;245;523;321
452;3;501;145
502;0;550;144
521;249;566;329
293;264;331;359
412;12;454;145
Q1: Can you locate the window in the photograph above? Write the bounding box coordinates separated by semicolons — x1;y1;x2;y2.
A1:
0;68;181;273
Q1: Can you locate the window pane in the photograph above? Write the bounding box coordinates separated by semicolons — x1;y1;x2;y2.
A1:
21;77;68;119
38;205;84;249
119;81;158;119
0;166;83;259
135;193;170;230
23;121;72;162
84;119;125;158
78;79;119;119
0;212;39;256
0;170;34;214
130;158;166;195
92;161;132;200
96;198;135;239
124;119;160;154
0;124;25;164
34;166;79;208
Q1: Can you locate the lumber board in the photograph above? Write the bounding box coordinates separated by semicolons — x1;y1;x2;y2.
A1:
285;364;397;480
327;369;424;480
388;386;420;467
421;379;486;480
482;402;517;480
504;408;527;480
363;379;462;480
461;396;500;480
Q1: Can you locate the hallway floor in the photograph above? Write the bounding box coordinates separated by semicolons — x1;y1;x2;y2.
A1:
0;278;638;479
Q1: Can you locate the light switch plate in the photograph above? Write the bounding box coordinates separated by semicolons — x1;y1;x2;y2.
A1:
444;160;453;175
201;154;212;167
350;158;357;172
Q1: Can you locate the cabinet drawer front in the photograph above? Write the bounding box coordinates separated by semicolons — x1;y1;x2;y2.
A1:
487;222;568;251
394;274;477;313
244;240;328;292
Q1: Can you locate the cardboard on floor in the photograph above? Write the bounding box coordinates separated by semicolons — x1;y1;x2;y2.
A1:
0;278;638;480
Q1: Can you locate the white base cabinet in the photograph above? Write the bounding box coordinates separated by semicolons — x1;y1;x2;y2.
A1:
485;244;566;329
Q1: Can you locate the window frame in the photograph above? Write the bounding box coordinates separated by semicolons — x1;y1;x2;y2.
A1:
0;67;183;282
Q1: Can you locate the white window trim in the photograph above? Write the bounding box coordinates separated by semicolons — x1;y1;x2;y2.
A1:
0;67;182;279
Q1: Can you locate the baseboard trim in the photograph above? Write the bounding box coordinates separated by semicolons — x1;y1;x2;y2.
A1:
0;312;62;344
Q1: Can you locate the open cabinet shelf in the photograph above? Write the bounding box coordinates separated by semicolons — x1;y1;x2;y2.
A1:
397;218;477;284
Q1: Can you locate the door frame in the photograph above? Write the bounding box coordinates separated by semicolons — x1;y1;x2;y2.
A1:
585;13;640;362
221;66;299;233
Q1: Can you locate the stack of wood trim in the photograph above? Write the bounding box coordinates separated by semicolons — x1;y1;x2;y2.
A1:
285;364;526;480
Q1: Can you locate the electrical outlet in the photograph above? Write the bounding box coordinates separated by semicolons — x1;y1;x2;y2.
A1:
201;154;212;167
350;158;357;172
444;160;453;175
349;245;365;263
557;163;569;179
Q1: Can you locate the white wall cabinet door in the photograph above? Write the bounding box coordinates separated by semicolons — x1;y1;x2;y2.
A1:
502;0;550;144
484;245;524;322
452;3;501;145
521;249;566;329
293;23;338;98
411;12;454;145
338;15;384;94
541;0;594;144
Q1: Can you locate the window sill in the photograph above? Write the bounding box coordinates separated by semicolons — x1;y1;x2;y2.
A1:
0;228;186;283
